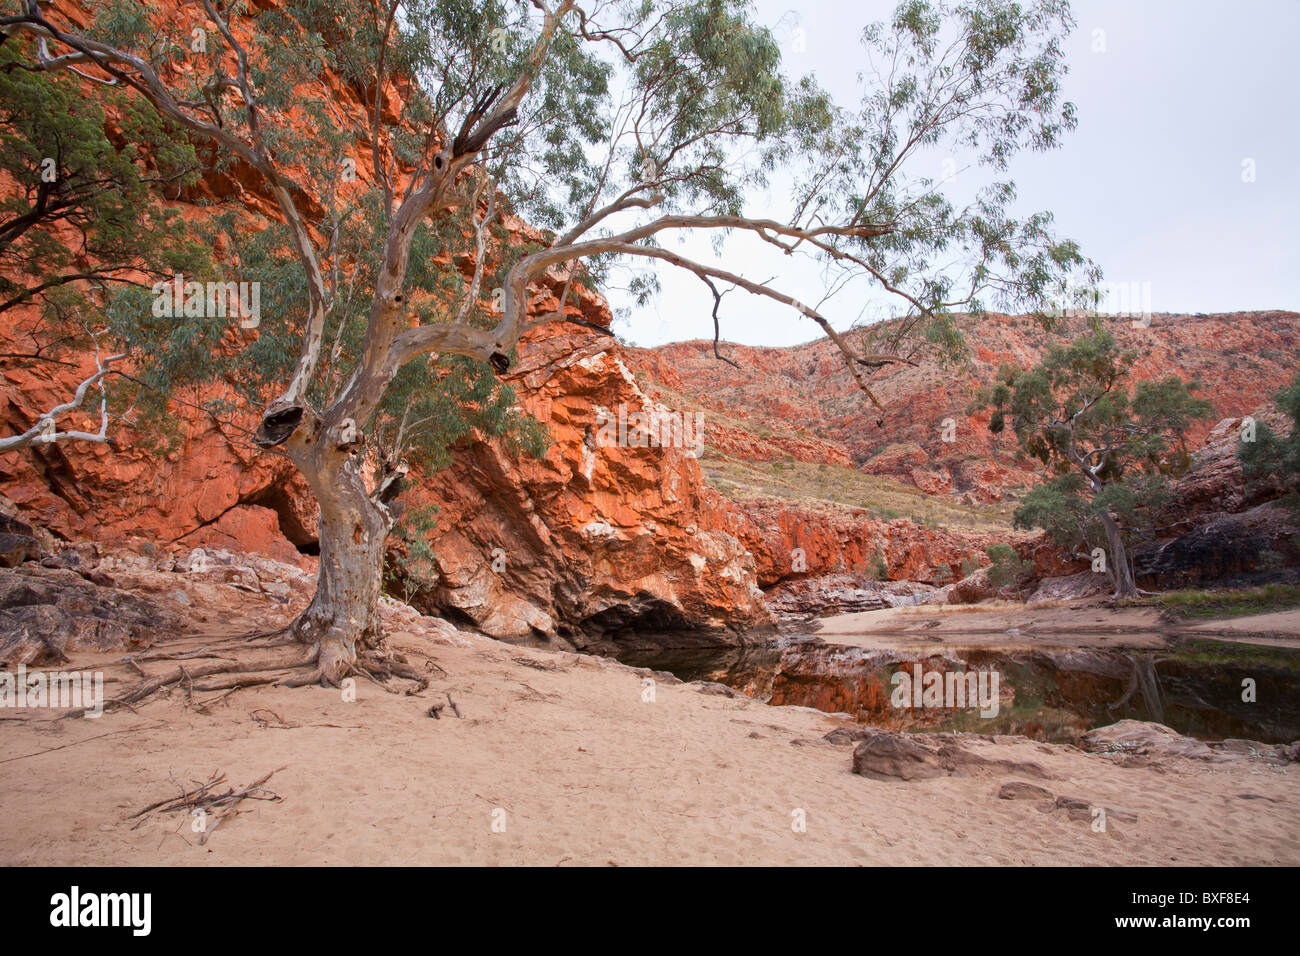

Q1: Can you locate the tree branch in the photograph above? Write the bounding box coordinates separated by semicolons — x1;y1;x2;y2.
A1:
0;349;124;451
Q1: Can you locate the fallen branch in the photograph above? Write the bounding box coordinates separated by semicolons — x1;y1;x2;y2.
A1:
0;723;162;764
130;767;285;845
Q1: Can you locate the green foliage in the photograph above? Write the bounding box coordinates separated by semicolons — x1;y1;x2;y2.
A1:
835;0;1096;363
976;327;1211;559
1239;371;1300;507
11;0;1093;474
979;327;1210;476
0;33;210;347
387;503;441;603
109;196;549;467
982;542;1030;589
71;0;593;465
1151;584;1300;621
858;549;889;581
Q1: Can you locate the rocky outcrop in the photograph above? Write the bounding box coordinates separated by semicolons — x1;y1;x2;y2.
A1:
0;565;183;666
829;727;1050;781
1136;501;1300;590
635;312;1300;501
730;498;1008;589
1130;412;1299;590
947;567;997;604
408;330;773;642
1161;412;1293;523
0;366;316;565
1081;720;1299;767
765;573;934;621
1026;570;1111;605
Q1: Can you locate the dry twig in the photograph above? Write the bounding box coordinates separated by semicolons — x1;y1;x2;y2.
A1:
130;767;285;845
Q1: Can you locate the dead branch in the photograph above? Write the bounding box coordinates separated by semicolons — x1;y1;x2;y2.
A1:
130;767;285;845
0;349;124;451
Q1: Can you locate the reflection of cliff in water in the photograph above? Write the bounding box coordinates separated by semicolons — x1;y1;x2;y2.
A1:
614;639;1300;744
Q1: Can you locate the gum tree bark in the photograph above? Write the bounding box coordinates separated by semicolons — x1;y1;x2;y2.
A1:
284;435;393;679
1098;509;1138;599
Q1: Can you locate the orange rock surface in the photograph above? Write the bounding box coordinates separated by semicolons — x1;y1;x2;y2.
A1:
634;311;1300;502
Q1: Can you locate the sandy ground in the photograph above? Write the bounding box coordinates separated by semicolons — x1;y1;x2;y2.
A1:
1187;608;1300;644
814;600;1300;650
2;606;1297;866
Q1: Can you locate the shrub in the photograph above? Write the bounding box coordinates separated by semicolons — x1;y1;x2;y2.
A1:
984;543;1032;590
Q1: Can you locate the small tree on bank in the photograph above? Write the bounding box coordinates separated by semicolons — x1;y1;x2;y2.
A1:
5;0;1091;685
1239;370;1300;508
976;326;1212;598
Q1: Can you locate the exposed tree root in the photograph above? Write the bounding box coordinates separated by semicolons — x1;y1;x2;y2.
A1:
278;667;325;688
83;623;439;714
354;654;430;695
234;623;303;647
77;645;321;717
188;672;296;693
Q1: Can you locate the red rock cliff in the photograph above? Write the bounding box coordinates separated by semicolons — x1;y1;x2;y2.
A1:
633;311;1300;503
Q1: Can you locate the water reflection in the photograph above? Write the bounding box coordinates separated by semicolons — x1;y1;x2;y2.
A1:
613;636;1300;744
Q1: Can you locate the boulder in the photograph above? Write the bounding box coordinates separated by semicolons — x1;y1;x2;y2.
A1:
847;729;1050;782
948;567;994;604
691;680;749;699
852;731;951;780
0;566;184;666
0;532;39;568
1081;719;1296;766
997;781;1054;800
0;514;35;537
1027;570;1111;605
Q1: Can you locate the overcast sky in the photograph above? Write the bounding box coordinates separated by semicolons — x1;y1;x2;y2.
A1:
607;0;1300;348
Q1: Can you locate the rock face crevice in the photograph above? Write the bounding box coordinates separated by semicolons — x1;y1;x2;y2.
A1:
403;326;774;642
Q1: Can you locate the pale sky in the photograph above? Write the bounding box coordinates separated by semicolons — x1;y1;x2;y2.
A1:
607;0;1300;347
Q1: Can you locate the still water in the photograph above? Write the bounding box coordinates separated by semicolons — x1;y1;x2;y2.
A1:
612;636;1300;744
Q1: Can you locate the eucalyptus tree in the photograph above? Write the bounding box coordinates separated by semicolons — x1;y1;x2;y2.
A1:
3;0;1090;685
977;327;1212;598
1239;370;1300;507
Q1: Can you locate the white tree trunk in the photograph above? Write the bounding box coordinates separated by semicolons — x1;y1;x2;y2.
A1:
1100;511;1138;599
286;443;394;684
